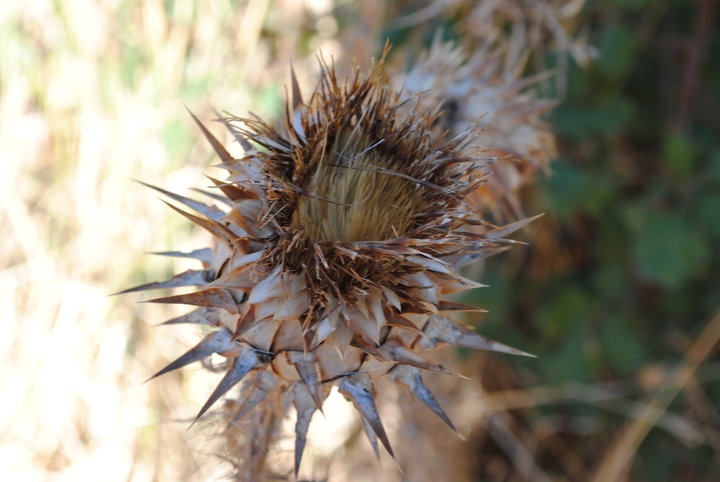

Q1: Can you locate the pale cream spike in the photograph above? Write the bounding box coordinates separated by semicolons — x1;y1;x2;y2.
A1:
438;300;489;313
292;383;319;476
204;174;258;202
144;287;241;314
289;64;303;110
392;365;458;433
359;415;381;460
210;108;254;153
114;268;212;295
286;351;324;412
159;200;234;243
211;267;260;291
226;371;277;428
194;345;261;423
447;244;511;268
435;274;489;294
405;271;439;305
486;213;545;240
147;327;233;381
250;301;276;325
311;316;334;345
421;315;536;357
135;180;227;221
186;107;237;165
379;338;455;375
190;187;233;207
338;375;394;458
158;307;219;326
147;248;214;265
227;200;261;228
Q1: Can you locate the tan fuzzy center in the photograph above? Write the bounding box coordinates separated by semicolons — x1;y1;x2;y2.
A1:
292;128;424;242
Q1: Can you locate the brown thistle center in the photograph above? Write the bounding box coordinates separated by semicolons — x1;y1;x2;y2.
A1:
291;128;424;243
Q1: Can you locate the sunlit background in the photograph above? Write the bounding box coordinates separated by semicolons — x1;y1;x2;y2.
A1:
2;0;718;481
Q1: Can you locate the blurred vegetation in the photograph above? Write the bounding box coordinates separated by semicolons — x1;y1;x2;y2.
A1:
452;0;720;480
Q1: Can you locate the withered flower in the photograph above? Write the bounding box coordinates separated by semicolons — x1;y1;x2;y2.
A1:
125;50;533;479
396;41;557;219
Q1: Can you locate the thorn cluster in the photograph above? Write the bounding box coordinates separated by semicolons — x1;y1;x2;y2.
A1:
126;48;536;479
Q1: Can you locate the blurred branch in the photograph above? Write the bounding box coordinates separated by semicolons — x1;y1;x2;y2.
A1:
673;0;718;133
485;411;553;482
591;309;720;481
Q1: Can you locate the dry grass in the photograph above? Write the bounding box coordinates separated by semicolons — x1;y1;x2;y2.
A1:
0;1;337;480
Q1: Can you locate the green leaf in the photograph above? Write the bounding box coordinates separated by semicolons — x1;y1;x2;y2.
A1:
543;330;595;382
599;316;646;376
538;287;592;339
629;213;711;288
543;162;615;220
706;149;720;182
662;132;696;178
593;260;628;301
695;192;720;237
597;25;638;79
554;98;633;139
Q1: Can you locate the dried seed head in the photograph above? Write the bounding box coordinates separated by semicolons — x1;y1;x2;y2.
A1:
128;48;534;479
245;52;484;310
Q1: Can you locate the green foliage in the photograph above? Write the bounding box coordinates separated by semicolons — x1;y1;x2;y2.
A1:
695;190;720;237
662;132;697;177
555;98;634;139
628;211;711;288
544;161;616;220
466;1;719;478
598;25;638;79
599;315;647;376
537;287;592;340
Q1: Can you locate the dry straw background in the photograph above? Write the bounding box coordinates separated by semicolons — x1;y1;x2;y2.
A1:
1;1;344;479
2;1;719;481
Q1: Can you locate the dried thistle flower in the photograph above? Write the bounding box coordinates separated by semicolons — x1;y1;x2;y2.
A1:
466;0;595;65
395;41;557;219
125;49;534;480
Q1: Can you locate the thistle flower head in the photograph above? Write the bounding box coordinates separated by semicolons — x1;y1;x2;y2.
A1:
127;50;534;479
396;41;557;218
247;56;485;314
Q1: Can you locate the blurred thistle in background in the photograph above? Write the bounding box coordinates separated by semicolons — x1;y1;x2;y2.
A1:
395;39;557;220
2;1;719;481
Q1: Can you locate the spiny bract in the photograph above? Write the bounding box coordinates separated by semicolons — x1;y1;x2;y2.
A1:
126;51;535;480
